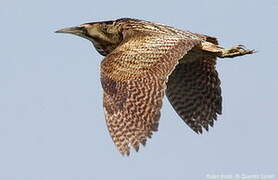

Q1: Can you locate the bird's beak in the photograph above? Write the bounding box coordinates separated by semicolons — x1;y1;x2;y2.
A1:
55;26;85;35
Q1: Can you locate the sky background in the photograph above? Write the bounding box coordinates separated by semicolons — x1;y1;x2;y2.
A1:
0;0;277;179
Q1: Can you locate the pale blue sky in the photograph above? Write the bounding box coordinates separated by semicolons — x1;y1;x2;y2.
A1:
0;0;277;179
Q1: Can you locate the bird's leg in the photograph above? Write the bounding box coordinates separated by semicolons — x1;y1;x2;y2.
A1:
201;42;255;58
218;45;255;58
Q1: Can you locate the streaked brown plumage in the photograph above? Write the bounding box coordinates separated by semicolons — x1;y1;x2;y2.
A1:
56;18;254;155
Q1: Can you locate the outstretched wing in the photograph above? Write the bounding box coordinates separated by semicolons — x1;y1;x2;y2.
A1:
101;30;200;155
166;55;222;134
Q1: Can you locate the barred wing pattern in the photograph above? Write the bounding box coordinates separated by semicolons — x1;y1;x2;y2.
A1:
101;30;200;155
166;56;222;134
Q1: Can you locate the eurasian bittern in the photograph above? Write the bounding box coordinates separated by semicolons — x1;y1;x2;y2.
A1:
56;18;254;155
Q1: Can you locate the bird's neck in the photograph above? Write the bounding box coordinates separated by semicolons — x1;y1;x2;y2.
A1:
90;33;122;56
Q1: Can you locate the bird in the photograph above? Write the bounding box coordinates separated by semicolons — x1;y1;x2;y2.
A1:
56;18;254;156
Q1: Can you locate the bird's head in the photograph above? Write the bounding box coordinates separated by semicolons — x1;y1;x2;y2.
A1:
56;20;123;56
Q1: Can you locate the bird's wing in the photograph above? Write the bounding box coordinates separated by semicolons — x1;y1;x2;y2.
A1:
101;31;200;155
166;55;222;134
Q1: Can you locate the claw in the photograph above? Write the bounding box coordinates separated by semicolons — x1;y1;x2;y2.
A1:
219;45;255;58
238;44;246;48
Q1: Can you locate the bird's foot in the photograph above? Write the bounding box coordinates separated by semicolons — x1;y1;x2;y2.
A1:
219;45;255;58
